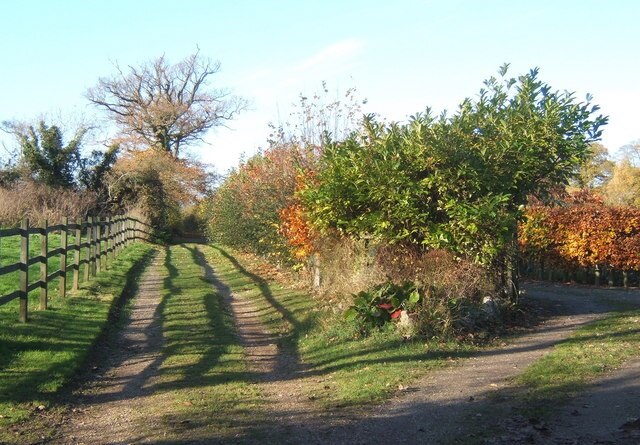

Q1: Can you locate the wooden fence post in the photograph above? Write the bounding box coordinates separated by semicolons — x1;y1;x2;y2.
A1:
91;217;97;277
84;218;91;283
312;254;321;289
19;219;29;323
108;217;114;262
102;217;109;270
121;217;126;248
112;217;117;257
110;217;115;261
114;216;119;256
95;217;102;273
60;217;68;297
73;219;81;290
40;220;48;310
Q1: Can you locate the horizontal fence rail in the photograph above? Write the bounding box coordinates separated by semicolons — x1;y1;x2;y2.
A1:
0;215;153;322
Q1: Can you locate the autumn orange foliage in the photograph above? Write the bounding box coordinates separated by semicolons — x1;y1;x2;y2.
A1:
520;192;640;272
277;171;317;260
111;148;209;206
204;144;320;262
278;203;315;259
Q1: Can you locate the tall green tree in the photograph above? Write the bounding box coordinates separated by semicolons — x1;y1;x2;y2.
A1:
15;121;86;188
78;143;120;209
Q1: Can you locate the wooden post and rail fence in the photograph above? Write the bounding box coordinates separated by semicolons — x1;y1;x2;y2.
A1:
0;215;154;323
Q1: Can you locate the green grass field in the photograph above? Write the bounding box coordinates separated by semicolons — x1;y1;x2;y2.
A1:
0;231;117;312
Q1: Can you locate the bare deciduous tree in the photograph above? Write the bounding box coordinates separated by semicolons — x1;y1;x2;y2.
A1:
87;51;246;158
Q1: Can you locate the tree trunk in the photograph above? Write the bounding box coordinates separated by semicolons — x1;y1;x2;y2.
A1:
312;254;321;289
504;224;520;303
607;267;615;287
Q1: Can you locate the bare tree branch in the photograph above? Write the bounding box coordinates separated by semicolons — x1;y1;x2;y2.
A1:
86;52;246;158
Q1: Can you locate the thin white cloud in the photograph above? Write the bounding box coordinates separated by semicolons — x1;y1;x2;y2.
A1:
241;39;365;105
294;38;364;73
237;67;273;86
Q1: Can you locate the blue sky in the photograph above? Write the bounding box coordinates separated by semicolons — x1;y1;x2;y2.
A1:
1;0;638;172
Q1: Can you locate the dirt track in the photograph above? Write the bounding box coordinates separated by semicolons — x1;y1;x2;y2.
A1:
51;248;166;444
46;252;640;444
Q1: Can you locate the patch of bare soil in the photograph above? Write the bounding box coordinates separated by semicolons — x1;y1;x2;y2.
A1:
539;357;640;445
50;248;166;445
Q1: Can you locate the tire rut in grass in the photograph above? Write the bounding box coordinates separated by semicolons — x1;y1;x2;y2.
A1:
196;246;327;442
52;247;166;445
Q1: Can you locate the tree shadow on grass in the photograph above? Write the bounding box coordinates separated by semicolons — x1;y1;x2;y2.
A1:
139;243;249;394
206;245;318;376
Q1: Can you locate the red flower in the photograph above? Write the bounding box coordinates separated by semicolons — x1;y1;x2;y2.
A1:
390;310;402;319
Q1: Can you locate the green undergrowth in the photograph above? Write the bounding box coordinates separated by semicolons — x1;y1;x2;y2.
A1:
0;242;154;436
137;243;265;442
205;245;474;408
515;306;640;416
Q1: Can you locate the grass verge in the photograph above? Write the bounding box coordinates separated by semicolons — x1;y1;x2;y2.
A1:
515;307;640;416
0;242;154;441
204;245;474;408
